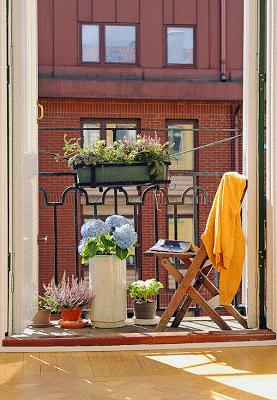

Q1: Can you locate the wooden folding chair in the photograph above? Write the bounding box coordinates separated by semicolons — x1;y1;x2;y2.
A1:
146;179;248;332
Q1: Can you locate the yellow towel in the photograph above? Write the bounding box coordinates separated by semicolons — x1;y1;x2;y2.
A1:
201;172;247;305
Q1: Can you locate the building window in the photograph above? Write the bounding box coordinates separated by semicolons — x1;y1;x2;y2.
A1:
81;24;137;64
105;25;136;64
81;24;99;62
166;26;194;65
82;120;138;147
167;122;195;171
168;215;194;243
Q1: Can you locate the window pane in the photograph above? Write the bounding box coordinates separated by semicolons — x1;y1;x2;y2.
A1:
167;27;194;64
82;25;99;62
106;123;137;144
168;217;194;242
105;26;136;63
83;123;100;146
168;123;194;170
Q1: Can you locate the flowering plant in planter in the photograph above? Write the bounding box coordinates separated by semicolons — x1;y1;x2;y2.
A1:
57;135;171;186
128;279;164;321
79;215;138;262
128;279;164;303
42;273;94;327
43;272;94;310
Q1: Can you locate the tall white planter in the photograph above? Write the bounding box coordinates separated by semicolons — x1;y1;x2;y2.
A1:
89;255;127;328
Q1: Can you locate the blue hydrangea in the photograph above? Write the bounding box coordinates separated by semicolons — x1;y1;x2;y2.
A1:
81;219;110;238
112;224;138;249
78;237;89;255
105;215;132;230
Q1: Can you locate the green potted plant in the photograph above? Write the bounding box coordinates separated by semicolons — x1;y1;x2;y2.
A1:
79;215;138;328
43;272;94;328
58;135;171;187
128;279;164;320
31;293;58;327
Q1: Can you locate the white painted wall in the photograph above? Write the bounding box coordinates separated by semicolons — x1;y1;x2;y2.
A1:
266;0;277;333
0;0;9;340
11;0;38;334
243;0;259;328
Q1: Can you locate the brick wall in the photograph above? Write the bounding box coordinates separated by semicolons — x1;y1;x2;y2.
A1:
38;98;243;305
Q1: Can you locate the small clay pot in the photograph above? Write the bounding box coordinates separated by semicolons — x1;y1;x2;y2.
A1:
61;307;82;322
133;300;157;320
32;309;51;327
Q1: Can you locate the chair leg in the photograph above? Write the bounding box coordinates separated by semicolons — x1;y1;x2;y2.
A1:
199;271;248;329
171;264;213;327
155;245;208;332
187;287;231;330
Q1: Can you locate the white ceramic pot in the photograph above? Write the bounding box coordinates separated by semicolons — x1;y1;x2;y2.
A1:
89;255;127;328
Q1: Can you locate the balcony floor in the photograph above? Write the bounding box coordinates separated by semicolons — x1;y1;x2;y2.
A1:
3;317;275;347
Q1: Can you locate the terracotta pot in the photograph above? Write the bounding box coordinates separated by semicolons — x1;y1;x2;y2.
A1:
61;307;82;322
133;300;157;320
32;309;51;327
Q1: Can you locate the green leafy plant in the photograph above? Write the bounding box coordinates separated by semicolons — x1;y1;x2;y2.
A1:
57;135;171;180
128;279;164;303
38;292;59;313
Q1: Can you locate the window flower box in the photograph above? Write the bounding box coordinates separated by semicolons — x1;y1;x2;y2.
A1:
58;135;171;187
75;161;170;187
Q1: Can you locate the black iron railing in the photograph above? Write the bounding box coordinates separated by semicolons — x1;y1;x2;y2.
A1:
38;171;246;314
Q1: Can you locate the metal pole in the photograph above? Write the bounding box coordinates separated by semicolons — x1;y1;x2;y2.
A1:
258;0;266;328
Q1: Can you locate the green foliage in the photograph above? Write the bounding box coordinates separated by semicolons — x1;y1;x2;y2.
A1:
128;279;164;303
57;135;171;181
81;234;131;263
38;292;59;313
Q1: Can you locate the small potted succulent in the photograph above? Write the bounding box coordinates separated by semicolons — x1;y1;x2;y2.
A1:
79;215;138;328
128;279;164;320
31;293;58;327
43;272;94;328
58;135;171;187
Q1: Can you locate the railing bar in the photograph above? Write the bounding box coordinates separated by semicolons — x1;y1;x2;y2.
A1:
73;180;80;280
153;188;160;310
53;205;58;284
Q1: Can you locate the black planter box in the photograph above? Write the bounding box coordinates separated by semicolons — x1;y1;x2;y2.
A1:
75;162;170;187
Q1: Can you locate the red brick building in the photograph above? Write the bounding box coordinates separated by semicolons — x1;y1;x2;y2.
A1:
38;0;243;306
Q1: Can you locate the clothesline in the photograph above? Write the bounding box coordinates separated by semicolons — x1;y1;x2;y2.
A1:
39;133;243;159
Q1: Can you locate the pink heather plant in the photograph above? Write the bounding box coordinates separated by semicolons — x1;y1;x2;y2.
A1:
43;272;94;309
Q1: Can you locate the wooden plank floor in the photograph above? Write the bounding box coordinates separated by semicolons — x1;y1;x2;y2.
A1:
1;346;277;399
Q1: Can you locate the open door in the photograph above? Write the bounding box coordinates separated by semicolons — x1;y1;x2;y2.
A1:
10;0;38;334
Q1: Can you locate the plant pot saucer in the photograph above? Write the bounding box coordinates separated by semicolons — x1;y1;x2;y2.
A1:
58;319;91;329
30;322;54;328
131;315;160;326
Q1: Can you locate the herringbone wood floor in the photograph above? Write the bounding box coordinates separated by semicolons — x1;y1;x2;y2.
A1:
0;346;277;399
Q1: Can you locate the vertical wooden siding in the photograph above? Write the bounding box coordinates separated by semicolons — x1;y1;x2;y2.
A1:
38;0;243;80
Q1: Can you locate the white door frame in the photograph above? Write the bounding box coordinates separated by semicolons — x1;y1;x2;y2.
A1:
0;0;9;340
243;0;259;328
10;0;38;334
265;0;277;333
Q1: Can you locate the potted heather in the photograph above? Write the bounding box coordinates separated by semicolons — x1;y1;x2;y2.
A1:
43;272;94;328
58;135;171;187
129;279;164;321
79;215;138;328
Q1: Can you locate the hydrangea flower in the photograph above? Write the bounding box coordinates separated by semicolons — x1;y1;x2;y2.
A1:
81;219;110;238
78;237;89;255
105;215;131;230
112;223;138;249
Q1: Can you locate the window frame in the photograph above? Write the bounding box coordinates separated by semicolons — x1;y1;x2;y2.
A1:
79;22;139;66
166;119;198;173
164;25;196;68
81;118;140;146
